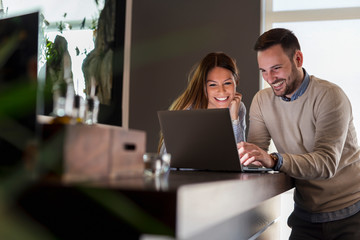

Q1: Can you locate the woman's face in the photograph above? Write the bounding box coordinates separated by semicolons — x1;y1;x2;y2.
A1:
206;67;237;109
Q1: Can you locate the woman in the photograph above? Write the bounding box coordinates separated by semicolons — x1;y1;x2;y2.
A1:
158;52;246;153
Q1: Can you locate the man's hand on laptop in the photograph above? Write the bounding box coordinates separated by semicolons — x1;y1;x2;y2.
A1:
237;142;274;168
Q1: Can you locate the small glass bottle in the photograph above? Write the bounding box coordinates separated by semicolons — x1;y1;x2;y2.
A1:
51;82;74;124
71;95;85;124
84;96;99;125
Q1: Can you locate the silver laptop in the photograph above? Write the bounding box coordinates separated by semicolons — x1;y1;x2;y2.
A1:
157;108;273;172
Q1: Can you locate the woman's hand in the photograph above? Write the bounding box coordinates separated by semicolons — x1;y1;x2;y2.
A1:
229;92;242;121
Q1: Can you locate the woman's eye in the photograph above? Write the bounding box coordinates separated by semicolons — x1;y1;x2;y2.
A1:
208;83;216;87
224;81;233;85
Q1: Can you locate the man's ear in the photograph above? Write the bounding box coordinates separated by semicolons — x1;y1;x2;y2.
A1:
294;50;303;67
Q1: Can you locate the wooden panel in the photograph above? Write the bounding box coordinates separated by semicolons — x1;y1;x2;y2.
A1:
64;124;112;180
110;126;146;178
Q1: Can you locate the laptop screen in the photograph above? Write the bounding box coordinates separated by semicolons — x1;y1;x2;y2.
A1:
158;108;243;171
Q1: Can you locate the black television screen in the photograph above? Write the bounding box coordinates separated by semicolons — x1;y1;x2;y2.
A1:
0;11;41;165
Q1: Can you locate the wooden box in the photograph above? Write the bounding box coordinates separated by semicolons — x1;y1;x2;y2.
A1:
62;124;146;182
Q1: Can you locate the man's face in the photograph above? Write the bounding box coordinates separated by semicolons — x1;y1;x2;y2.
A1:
257;44;303;98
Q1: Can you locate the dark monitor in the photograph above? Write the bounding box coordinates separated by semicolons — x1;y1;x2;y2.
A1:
0;11;43;165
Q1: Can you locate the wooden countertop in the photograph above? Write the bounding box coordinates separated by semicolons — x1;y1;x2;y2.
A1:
16;170;294;239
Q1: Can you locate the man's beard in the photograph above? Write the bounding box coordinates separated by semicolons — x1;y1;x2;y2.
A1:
274;64;302;98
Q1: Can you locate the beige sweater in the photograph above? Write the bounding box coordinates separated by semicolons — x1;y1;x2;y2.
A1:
248;76;360;213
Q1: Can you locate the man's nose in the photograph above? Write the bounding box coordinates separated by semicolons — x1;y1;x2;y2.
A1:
265;71;277;84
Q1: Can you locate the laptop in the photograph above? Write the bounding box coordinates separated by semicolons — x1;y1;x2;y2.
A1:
157;108;274;172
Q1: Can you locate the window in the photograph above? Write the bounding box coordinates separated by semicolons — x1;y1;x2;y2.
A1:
273;0;360;11
1;0;104;98
46;30;95;97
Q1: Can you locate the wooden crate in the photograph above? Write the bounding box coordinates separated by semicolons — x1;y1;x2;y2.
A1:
62;124;146;182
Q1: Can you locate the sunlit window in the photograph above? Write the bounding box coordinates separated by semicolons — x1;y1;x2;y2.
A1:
46;30;95;97
2;0;103;22
1;0;104;98
273;0;360;11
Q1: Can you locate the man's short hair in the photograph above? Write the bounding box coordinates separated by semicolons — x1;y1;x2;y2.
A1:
254;28;301;59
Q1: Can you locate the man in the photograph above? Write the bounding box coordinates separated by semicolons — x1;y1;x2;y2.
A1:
238;28;360;239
